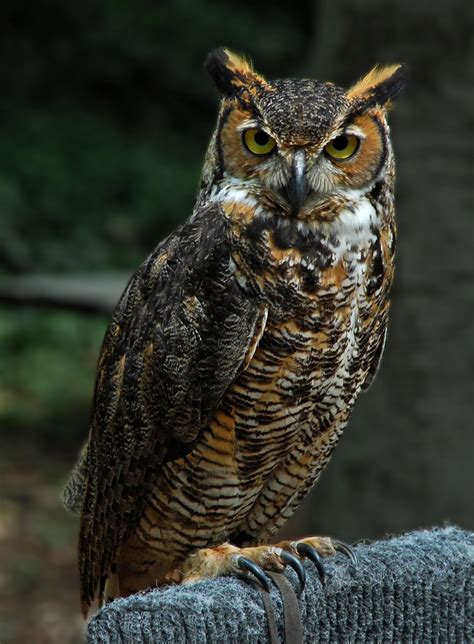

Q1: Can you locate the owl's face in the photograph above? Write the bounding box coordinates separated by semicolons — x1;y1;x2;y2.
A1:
205;50;406;222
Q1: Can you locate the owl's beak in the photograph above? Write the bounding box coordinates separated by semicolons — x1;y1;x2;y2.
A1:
285;149;309;216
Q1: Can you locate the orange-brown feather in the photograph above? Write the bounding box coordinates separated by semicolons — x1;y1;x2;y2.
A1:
220;107;266;177
334;113;385;187
347;64;403;100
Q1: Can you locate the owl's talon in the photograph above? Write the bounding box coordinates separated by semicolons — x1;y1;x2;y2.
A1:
235;555;271;592
294;542;326;585
279;549;306;593
333;540;358;566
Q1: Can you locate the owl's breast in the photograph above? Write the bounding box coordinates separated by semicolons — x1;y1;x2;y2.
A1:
226;194;394;304
140;203;394;554
223;198;396;468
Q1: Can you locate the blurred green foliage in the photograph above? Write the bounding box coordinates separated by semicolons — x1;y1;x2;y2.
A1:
0;0;311;272
0;310;105;449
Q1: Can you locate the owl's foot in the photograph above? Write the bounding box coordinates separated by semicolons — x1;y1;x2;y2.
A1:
276;536;357;585
165;543;287;589
165;536;356;592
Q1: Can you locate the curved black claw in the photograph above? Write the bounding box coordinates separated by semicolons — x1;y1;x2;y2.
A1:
236;555;271;592
295;542;326;585
333;540;358;566
279;550;306;593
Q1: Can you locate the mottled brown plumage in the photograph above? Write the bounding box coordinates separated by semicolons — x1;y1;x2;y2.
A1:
64;48;406;614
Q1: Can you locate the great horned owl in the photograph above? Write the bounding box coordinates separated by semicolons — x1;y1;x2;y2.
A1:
64;49;406;615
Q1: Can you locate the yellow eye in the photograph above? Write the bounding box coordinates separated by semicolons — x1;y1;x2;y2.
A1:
324;134;359;160
243;128;277;156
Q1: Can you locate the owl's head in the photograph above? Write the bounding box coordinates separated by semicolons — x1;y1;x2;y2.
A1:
203;48;406;222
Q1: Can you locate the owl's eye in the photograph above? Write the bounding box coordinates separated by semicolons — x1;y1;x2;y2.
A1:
243;128;277;156
324;134;359;160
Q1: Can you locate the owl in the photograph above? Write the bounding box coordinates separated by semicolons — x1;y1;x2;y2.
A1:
64;48;406;615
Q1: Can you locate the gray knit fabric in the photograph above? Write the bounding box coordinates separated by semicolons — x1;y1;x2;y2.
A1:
87;527;473;643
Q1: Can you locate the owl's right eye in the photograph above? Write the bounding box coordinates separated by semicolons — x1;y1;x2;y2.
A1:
243;128;277;156
324;134;359;160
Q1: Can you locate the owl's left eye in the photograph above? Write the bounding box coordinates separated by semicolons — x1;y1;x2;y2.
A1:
324;134;360;160
243;128;277;156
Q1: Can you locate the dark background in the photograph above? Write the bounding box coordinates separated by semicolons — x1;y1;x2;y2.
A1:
1;1;473;642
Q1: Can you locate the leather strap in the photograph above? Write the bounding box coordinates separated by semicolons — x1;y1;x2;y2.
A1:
260;581;281;643
260;572;304;644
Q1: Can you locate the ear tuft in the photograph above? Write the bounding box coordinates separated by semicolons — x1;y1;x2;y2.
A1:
348;63;408;107
205;48;266;97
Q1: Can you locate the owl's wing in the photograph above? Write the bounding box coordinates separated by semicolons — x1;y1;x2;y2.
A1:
79;204;266;611
63;441;88;514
